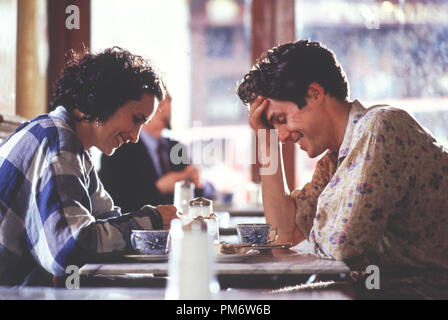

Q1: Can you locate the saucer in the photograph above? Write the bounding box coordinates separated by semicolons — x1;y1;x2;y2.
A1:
219;242;292;254
249;243;292;251
123;254;169;262
216;250;259;263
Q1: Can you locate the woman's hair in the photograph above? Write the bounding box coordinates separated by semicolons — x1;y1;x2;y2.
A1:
50;47;163;122
237;40;349;108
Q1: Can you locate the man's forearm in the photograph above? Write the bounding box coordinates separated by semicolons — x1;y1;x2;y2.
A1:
262;174;304;245
259;135;304;245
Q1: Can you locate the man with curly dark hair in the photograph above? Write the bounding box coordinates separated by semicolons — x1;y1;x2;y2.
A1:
0;47;177;286
237;40;448;299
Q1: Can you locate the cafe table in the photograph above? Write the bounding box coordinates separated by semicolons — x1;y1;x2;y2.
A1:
0;284;354;300
78;241;354;299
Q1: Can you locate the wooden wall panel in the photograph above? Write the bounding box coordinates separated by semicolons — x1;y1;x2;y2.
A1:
47;0;90;110
250;0;296;191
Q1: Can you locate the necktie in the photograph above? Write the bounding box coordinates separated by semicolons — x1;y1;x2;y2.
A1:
157;141;171;174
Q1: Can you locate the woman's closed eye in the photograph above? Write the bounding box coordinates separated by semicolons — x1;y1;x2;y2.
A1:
133;114;147;125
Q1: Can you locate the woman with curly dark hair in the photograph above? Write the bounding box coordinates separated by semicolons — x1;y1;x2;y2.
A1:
0;47;177;286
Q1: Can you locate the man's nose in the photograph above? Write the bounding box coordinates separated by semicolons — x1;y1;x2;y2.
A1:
277;126;292;143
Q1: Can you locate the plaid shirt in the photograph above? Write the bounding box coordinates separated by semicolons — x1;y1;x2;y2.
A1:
0;106;162;286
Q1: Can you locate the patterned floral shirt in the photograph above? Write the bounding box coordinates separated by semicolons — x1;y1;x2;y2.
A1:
292;100;448;298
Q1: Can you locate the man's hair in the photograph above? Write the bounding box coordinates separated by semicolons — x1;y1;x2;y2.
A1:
50;47;163;122
237;40;349;108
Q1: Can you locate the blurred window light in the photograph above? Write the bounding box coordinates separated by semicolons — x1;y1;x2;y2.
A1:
0;0;17;115
295;0;448;188
296;0;448;27
206;26;236;57
91;0;253;205
206;0;240;24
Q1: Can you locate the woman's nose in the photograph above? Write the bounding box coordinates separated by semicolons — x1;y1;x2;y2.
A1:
129;125;142;143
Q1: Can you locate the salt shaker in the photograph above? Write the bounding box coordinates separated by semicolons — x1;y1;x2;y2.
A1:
173;180;195;216
165;218;184;300
188;197;220;244
188;196;212;218
165;219;220;300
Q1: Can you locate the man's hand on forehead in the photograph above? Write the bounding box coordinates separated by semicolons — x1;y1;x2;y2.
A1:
248;96;272;132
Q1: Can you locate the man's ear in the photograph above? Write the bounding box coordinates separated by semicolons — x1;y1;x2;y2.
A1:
307;82;325;104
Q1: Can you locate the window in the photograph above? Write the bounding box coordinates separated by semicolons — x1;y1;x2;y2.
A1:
91;0;253;205
206;26;235;57
295;0;448;187
0;0;17;116
206;75;246;124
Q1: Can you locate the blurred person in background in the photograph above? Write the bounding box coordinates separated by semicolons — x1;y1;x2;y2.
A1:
99;88;215;213
237;40;448;299
0;47;177;286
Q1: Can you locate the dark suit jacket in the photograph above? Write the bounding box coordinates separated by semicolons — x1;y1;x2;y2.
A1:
99;138;188;213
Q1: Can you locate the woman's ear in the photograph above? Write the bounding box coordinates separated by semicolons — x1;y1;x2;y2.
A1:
72;109;91;122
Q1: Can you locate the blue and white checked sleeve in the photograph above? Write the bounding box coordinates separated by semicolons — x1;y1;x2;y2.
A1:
27;148;162;276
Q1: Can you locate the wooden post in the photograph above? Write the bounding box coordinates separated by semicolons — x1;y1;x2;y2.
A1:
47;0;90;111
16;0;48;119
250;0;296;191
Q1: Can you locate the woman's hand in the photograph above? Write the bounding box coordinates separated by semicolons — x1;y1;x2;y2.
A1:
155;171;187;193
184;165;200;188
155;205;178;230
155;165;201;193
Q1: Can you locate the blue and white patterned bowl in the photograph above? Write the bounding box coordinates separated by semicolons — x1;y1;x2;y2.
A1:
130;230;170;255
236;223;277;245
